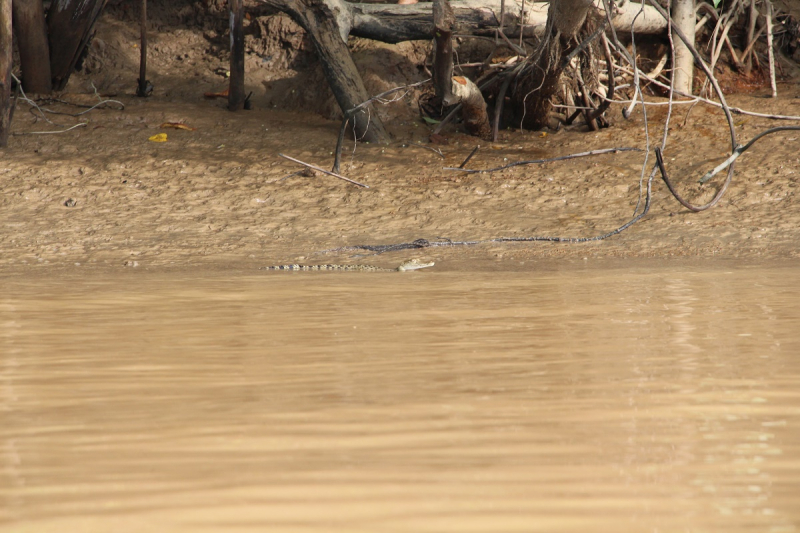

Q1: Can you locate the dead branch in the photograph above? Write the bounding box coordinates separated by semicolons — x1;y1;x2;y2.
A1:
698;126;800;183
611;64;800;120
315;168;657;255
279;153;370;188
444;147;641;173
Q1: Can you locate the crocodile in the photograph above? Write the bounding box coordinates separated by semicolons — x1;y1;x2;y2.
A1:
260;259;434;272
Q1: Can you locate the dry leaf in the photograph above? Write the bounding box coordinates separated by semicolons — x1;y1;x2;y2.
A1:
148;133;168;142
429;133;449;145
160;122;197;131
203;88;229;99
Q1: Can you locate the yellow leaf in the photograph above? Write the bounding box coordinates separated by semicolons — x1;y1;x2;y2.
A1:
148;133;168;142
160;122;196;131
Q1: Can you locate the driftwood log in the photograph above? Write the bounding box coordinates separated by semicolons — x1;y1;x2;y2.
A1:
258;0;670;142
285;0;670;43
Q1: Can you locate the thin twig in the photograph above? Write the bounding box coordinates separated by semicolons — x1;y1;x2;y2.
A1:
333;79;431;173
584;34;615;125
408;143;445;158
497;28;526;56
445;147;641;173
459;145;480;168
279;153;369;188
32;98;125;116
739;21;766;66
12;123;88;135
559;20;609;71
699;126;800;183
610;65;800;120
11;73;124;130
654;147;730;211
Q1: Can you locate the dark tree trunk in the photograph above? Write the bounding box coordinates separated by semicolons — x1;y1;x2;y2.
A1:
136;0;150;97
261;0;389;143
228;0;246;111
510;0;594;130
0;0;12;147
12;0;51;94
47;0;107;91
428;0;489;138
432;0;455;105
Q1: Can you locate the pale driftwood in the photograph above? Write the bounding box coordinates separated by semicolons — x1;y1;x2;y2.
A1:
258;0;668;43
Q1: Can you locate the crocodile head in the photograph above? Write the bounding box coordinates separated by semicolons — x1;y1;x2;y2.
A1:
397;259;435;271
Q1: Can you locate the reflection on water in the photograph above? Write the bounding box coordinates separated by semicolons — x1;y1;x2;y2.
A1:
1;263;799;532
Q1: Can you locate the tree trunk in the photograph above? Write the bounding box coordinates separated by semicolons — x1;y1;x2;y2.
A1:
12;0;51;94
136;0;150;97
0;0;11;147
452;76;491;138
432;0;455;105
228;0;246;110
510;0;595;130
261;0;389;143
431;0;490;138
47;0;107;91
671;0;694;95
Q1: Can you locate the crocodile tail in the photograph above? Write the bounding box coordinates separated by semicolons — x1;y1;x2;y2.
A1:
262;264;356;271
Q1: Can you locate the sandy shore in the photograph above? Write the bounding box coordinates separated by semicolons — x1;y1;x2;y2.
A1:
2;2;799;274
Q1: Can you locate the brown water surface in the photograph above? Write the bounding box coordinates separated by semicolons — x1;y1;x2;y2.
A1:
2;263;799;532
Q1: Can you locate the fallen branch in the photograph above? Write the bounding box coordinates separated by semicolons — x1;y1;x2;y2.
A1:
698;126;800;184
610;65;800;120
279;153;370;188
315;172;657;255
10;73;123;133
444;147;642;173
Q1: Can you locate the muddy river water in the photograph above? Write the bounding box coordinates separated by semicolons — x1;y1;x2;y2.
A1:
2;262;799;532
